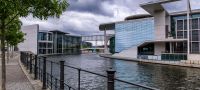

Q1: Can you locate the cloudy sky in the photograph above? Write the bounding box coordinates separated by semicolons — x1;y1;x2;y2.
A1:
20;0;200;36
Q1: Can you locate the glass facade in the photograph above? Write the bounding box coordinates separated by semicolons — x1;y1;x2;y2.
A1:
38;31;81;55
171;13;200;54
38;32;53;54
115;18;154;52
62;35;81;54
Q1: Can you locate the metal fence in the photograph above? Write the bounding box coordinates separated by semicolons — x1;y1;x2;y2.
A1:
20;51;158;90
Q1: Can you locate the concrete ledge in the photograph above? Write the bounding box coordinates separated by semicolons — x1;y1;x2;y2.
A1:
99;54;200;69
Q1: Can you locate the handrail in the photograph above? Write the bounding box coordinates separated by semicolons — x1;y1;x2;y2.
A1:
20;51;159;90
63;64;158;90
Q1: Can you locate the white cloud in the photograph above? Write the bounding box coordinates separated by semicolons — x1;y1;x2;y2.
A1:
20;0;200;36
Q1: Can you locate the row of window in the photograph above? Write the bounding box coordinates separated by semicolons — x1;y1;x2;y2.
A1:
177;18;200;30
39;43;53;48
38;32;53;41
39;49;53;54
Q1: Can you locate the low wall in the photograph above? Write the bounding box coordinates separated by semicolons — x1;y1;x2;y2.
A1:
188;54;200;61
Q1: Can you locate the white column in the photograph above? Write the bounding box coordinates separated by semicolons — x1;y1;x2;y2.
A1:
187;0;191;59
104;30;108;53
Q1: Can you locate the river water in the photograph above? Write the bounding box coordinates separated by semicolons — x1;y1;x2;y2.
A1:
46;54;200;90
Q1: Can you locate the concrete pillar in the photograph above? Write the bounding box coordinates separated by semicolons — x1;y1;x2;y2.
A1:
104;30;109;54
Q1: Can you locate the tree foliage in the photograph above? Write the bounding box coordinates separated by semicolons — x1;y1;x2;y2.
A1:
0;0;69;90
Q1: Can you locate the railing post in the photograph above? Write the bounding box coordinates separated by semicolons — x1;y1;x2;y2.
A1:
30;54;33;74
50;61;53;89
107;68;116;90
60;61;65;90
42;57;47;89
26;53;29;70
78;68;81;90
34;55;38;79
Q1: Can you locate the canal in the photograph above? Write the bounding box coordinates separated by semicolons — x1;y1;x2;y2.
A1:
46;54;200;90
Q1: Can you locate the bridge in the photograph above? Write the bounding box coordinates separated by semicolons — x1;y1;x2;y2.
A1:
81;34;114;53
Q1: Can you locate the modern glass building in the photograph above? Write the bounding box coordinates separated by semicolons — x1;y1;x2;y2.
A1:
38;30;81;55
38;31;53;54
18;24;81;55
99;0;200;61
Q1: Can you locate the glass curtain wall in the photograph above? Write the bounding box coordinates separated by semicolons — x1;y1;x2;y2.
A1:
115;18;154;52
62;35;81;55
38;32;53;54
173;14;200;54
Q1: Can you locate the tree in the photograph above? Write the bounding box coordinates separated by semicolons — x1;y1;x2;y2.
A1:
5;18;24;62
0;0;69;90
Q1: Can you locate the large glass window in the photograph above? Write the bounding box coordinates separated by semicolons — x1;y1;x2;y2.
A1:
47;43;52;48
39;32;47;40
177;31;183;38
192;30;199;41
192;19;198;29
177;20;183;30
191;42;199;53
48;33;53;41
39;43;46;48
184;20;187;30
138;43;154;55
184;31;187;38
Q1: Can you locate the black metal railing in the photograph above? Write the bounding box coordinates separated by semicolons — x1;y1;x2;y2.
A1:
20;51;158;90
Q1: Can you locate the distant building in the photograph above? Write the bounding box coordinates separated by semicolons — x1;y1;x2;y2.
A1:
100;0;200;61
18;24;81;55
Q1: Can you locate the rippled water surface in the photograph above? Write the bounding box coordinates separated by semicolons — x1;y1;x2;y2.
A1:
47;54;200;90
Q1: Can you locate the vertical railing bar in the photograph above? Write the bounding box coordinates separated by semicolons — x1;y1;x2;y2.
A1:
51;61;53;90
34;55;38;79
60;61;65;90
42;57;47;89
78;68;81;90
30;54;32;74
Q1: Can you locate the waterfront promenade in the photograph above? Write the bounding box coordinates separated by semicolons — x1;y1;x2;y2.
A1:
0;52;35;90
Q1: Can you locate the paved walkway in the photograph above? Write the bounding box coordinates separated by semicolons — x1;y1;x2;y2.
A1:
0;53;34;90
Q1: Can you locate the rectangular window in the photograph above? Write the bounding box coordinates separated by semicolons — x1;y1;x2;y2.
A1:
39;43;46;48
177;20;183;30
39;49;46;54
48;49;52;54
39;32;47;40
191;42;199;53
192;19;198;29
192;30;199;41
184;31;187;38
177;31;183;38
184;20;187;30
48;33;53;41
47;43;52;48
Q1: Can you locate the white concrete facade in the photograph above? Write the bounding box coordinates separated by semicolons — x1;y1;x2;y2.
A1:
154;43;165;55
154;11;167;40
18;24;39;54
